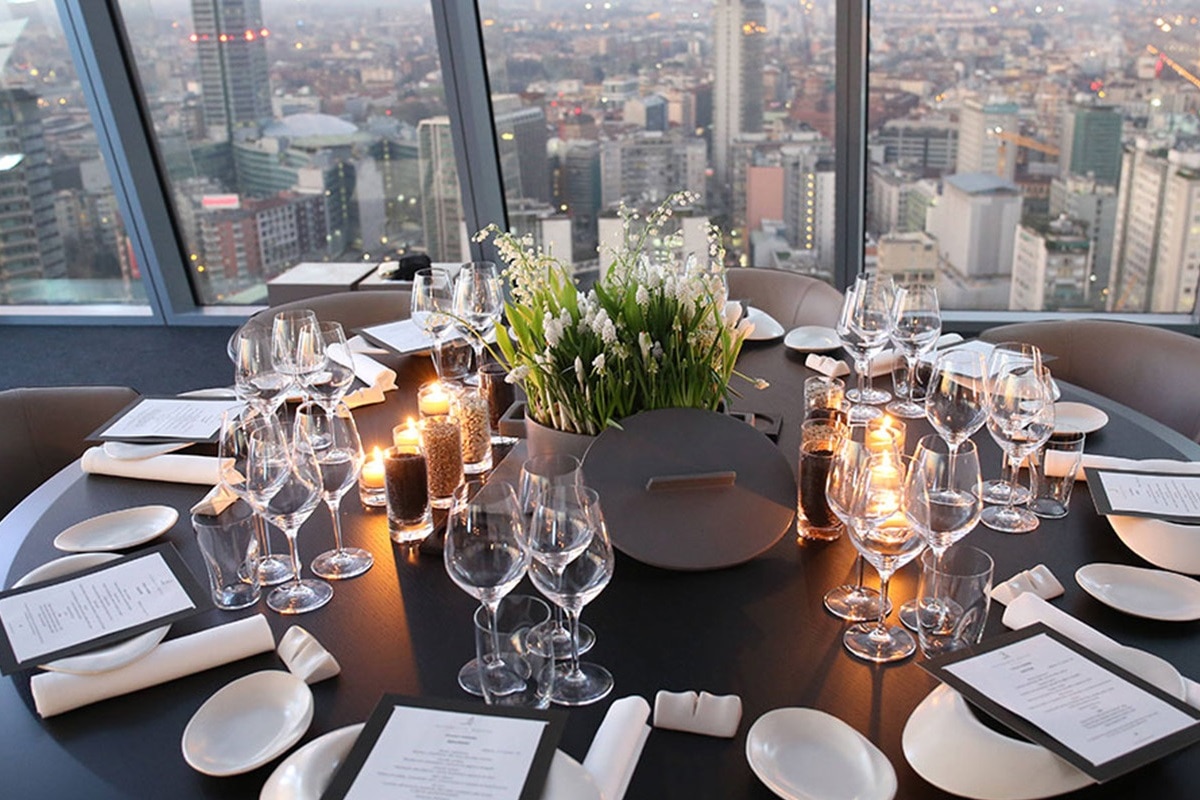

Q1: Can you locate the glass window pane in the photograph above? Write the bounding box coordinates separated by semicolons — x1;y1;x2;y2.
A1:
118;0;466;305
0;6;143;307
868;2;1200;314
478;1;838;283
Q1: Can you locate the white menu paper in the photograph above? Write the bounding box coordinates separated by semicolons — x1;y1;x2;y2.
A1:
100;397;240;441
360;319;466;356
1092;471;1200;521
342;705;548;800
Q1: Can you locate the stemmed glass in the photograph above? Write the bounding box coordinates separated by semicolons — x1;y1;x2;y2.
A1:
444;479;530;699
886;284;941;419
271;309;324;399
411;268;457;379
295;403;373;579
230;323;290;411
217;408;294;586
528;490;615;705
839;451;925;662
980;342;1043;507
246;418;333;614
981;361;1055;533
303;322;356;413
925;348;989;460
837;276;895;422
453;261;503;376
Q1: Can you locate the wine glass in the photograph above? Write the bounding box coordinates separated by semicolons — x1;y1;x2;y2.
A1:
247;418;333;614
230;322;290;411
303;321;356;413
886;284;941;419
271;309;323;398
925;348;989;457
837;276;895;422
840;451;925;662
981;363;1055;534
529;489;615;705
444;479;530;699
980;342;1043;507
217;408;294;586
453;261;503;376
295;403;373;579
412;268;457;375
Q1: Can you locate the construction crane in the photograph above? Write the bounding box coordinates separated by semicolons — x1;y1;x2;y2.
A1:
990;129;1060;177
1147;44;1200;92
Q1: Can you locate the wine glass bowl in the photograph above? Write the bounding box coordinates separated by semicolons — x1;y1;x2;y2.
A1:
981;355;1055;534
837;276;896;422
303;322;356;413
887;284;941;419
453;261;503;373
925;349;989;452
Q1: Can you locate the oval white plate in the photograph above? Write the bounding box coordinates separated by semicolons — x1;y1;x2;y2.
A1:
746;707;896;800
260;724;599;800
1053;402;1108;434
183;670;314;777
745;307;785;341
903;684;1092;800
784;326;841;353
1076;562;1200;622
1109;514;1200;576
12;553;170;674
53;505;179;553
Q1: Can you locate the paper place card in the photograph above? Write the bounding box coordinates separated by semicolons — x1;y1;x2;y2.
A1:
0;544;210;674
1085;468;1200;525
923;624;1200;783
323;694;566;800
93;396;241;443
359;319;467;356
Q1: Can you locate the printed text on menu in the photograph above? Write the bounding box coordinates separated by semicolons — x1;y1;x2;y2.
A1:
101;397;239;440
1097;471;1200;521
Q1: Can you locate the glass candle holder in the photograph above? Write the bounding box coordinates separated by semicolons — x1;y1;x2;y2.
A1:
418;381;463;508
384;444;433;545
358;446;387;508
455;387;493;474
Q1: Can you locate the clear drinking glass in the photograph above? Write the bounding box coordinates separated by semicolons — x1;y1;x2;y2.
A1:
981;364;1055;534
270;308;323;398
925;348;989;457
230;322;290;412
412;268;458;380
837;275;896;421
295;403;373;580
886;284;941;419
303;321;356;413
980;342;1044;506
453;261;503;376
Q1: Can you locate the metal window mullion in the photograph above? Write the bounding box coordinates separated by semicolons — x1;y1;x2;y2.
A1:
834;0;868;291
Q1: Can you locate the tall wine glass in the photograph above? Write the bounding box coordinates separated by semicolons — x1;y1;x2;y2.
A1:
303;322;356;413
840;451;925;662
925;348;989;458
980;342;1043;507
837;276;895;422
981;363;1055;534
296;403;373;579
444;479;530;698
271;309;323;399
217;408;294;586
886;284;941;419
248;419;333;614
412;268;457;376
230;323;290;411
453;261;503;376
529;490;615;705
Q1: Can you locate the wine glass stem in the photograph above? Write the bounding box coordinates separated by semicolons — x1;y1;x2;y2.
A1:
327;498;346;551
565;607;584;679
904;353;918;402
874;571;893;637
482;600;503;668
1003;450;1020;513
854;555;866;590
283;528;303;587
254;513;274;557
854;357;869;399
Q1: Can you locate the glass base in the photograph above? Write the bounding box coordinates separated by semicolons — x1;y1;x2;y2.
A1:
463;453;494;475
847;403;884;423
898;599;919;631
847;387;891;405
311;547;374;580
256;554;295;586
843;622;915;663
458;655;531;697
526;620;595;659
982;478;1030;506
266;578;334;614
548;661;614;706
980;504;1040;534
885;399;926;419
823;584;891;622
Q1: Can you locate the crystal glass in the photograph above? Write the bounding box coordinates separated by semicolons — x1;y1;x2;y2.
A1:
295;403;373;579
980;342;1043;506
270;309;323;398
886;284;941;419
217;408;294;586
412;268;458;380
529;489;615;706
925;348;989;457
230;322;290;412
303;321;356;413
453;261;503;375
982;363;1055;534
444;480;530;699
837;275;896;421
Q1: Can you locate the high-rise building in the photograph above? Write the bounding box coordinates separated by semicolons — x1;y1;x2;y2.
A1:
554;140;601;264
418;117;464;263
191;0;272;143
782;145;836;275
1009;216;1093;311
926;173;1023;309
1059;100;1122;185
870;119;958;175
955;98;1019;180
1049;174;1118;308
712;0;765;189
494;96;551;205
599;132;707;209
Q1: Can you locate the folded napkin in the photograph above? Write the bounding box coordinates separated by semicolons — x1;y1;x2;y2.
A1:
653;690;742;738
805;354;850;378
81;447;223;486
327;341;397;410
189;483;240;516
583;695;651;800
30;615;275;717
1044;452;1200;482
990;564;1064;606
277;625;340;684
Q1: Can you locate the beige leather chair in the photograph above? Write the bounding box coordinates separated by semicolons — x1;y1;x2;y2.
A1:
0;385;140;519
980;320;1200;443
259;290;411;331
726;268;845;328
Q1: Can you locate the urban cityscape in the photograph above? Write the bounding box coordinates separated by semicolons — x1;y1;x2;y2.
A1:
0;0;1196;313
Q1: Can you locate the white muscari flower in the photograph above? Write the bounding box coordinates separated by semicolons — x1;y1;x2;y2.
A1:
506;364;531;383
574;356;585;387
592;353;606;374
638;331;652;360
636;284;649;308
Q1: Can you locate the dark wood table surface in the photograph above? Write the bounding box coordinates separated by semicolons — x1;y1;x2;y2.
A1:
2;339;1199;799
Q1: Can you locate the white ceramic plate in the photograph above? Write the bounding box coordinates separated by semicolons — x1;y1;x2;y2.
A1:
744;307;785;341
53;505;178;553
903;684;1093;800
183;670;314;777
784;326;840;353
259;724;600;800
1075;563;1200;622
1053;402;1108;434
746;707;896;800
12;553;170;675
1108;514;1200;576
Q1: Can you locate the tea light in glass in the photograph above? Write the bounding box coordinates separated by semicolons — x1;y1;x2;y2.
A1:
385;419;433;544
358;446;388;507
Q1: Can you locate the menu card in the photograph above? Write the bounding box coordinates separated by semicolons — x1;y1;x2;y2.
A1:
0;544;209;674
923;625;1200;782
322;694;565;800
92;396;241;443
1085;468;1200;524
359;319;467;356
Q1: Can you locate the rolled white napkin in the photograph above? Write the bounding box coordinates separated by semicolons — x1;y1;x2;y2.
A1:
327;342;397;392
990;564;1065;606
805;353;850;378
1044;452;1200;482
30;615;275;717
583;695;651;800
189;484;239;516
81;447;223;486
652;690;742;738
277;626;340;684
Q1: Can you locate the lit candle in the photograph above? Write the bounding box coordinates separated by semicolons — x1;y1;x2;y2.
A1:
393;417;422;453
361;447;386;489
419;382;452;416
866;415;905;453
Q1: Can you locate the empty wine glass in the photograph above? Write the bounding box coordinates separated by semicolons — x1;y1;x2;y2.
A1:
217;408;294;586
295;403;373;579
453;261;503;376
980;342;1043;507
230;323;290;411
271;309;324;399
981;362;1055;534
529;489;615;705
837;275;895;422
412;268;459;378
840;451;925;662
886;284;941;419
303;321;356;413
925;348;989;457
444;479;530;699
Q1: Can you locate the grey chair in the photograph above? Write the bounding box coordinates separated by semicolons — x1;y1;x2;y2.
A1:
726;268;845;328
980;319;1200;443
259;290;411;331
0;385;140;519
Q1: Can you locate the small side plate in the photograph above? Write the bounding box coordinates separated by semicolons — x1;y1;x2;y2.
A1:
1075;562;1200;622
1053;402;1108;434
784;326;841;353
53;505;179;552
744;307;785;341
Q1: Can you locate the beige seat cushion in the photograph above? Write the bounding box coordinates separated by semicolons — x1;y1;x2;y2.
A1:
726;268;845;329
261;290;412;331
